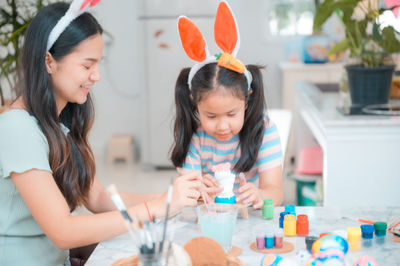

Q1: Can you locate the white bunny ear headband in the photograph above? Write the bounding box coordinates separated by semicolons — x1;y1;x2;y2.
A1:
177;0;252;91
47;0;101;51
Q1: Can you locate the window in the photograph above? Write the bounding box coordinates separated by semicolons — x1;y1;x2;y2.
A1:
268;0;316;36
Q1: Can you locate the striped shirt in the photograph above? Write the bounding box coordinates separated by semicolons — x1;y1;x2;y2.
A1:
178;115;282;187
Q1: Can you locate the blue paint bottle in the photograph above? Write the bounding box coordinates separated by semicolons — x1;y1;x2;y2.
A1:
264;230;274;249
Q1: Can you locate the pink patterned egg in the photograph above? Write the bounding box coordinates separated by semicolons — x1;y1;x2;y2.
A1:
354;255;378;266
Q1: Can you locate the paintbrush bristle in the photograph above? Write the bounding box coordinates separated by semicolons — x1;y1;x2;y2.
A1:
107;184;118;196
107;184;129;212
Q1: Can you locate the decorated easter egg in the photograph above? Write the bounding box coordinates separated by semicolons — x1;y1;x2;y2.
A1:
354;255;378;266
260;254;283;266
312;235;348;255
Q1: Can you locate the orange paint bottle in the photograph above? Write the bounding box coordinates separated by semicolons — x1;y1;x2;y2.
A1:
297;214;309;236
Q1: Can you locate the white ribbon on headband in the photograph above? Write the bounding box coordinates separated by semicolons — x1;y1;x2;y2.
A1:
46;0;101;51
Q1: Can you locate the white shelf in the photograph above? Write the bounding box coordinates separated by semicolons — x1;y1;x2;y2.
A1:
295;82;400;207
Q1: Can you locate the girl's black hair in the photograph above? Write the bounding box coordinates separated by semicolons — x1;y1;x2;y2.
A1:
170;63;266;173
16;2;103;211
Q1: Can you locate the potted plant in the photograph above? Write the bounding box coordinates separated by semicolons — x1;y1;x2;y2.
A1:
313;0;400;107
0;0;61;110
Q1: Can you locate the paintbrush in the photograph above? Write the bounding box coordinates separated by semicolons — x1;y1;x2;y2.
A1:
159;179;173;254
106;184;139;239
238;173;249;219
137;221;153;254
188;156;210;211
341;216;375;224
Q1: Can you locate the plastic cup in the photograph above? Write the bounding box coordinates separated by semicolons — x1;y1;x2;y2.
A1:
196;203;238;253
253;228;265;250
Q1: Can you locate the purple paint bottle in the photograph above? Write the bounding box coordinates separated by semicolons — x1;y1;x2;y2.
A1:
255;229;265;249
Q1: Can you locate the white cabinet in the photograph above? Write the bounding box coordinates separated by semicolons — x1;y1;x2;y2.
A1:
295;82;400;207
280;62;344;167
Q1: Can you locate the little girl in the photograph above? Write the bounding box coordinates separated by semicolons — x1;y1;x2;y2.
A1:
171;1;283;208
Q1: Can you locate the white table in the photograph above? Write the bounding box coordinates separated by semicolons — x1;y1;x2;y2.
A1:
86;206;400;265
294;82;400;207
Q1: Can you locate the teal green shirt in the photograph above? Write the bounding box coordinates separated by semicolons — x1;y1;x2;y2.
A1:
0;110;69;266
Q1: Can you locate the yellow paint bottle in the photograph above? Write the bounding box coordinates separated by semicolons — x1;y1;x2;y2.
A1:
283;214;296;237
347;227;361;251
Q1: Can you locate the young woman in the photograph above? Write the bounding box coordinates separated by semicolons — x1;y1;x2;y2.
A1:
0;2;201;265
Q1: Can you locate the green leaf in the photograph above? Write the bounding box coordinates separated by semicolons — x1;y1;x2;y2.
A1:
8;23;27;42
313;0;338;32
372;22;382;42
328;39;349;55
381;26;400;53
0;8;11;21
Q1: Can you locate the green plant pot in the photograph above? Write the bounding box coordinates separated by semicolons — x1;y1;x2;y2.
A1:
345;65;395;107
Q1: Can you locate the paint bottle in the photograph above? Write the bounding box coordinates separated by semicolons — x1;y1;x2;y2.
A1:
283;214;296;237
265;229;275;249
279;212;287;228
274;228;284;248
305;236;318;253
360;224;374;248
374;222;387;245
347;227;361;251
284;204;296;217
262;199;274;220
255;228;265;250
296;214;309;236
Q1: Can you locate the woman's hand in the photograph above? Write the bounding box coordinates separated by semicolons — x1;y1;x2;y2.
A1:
202;173;223;203
169;171;202;213
236;182;263;209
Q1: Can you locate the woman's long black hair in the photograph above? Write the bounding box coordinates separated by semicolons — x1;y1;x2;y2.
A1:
170;63;266;173
16;3;103;211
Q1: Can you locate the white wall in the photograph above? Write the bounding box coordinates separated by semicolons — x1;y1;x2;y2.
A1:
229;0;290;109
89;0;144;158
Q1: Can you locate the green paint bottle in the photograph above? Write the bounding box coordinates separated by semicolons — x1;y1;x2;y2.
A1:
262;198;274;219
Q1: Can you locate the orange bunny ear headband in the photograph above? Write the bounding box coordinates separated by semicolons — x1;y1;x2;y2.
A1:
177;0;252;91
47;0;101;51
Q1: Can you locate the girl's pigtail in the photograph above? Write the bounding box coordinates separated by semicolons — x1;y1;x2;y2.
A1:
170;68;198;167
234;65;266;173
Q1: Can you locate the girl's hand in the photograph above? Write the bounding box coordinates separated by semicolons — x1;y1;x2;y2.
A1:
236;182;263;209
202;173;223;203
169;171;202;212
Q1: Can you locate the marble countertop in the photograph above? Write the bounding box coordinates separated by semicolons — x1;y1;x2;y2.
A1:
86;206;400;265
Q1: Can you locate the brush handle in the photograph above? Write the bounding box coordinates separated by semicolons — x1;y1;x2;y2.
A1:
121;210;133;223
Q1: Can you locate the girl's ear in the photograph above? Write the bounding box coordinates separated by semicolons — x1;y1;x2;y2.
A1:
178;16;208;62
214;1;240;56
45;52;56;74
